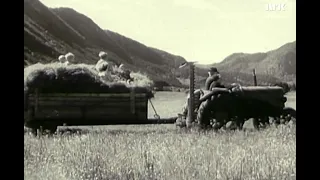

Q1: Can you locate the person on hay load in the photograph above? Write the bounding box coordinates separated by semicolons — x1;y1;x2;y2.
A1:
58;55;70;65
118;64;134;83
95;51;117;76
95;51;133;83
65;52;76;64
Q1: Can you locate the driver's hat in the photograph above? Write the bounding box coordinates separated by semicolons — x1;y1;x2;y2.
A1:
209;67;219;73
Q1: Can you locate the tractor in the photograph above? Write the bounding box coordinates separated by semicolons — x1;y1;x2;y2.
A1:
175;63;296;131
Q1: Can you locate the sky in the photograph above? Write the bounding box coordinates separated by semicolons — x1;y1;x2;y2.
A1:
39;0;296;64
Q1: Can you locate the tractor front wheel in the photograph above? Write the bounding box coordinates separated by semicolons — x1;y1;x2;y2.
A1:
281;107;296;124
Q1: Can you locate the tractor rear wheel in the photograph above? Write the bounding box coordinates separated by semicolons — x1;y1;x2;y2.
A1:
234;117;245;130
252;118;260;130
196;99;213;129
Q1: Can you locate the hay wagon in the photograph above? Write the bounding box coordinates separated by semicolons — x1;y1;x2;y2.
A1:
23;63;176;134
24;88;176;134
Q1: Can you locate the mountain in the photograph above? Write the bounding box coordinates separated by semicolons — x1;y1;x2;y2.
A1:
24;0;295;90
24;0;183;87
212;41;296;83
103;30;187;85
188;41;296;88
149;48;187;68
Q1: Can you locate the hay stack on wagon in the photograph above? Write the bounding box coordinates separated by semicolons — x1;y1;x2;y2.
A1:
24;63;154;99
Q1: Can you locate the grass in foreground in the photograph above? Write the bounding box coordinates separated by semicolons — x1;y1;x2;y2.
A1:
24;125;296;180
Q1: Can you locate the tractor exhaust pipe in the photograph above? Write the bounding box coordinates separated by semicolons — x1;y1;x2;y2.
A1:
252;69;257;86
179;61;197;128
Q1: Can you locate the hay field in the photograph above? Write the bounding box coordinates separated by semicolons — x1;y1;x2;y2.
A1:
24;92;296;180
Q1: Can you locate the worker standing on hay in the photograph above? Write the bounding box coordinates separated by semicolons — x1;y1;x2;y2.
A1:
205;67;223;90
58;55;66;63
95;51;120;78
58;55;70;65
96;51;111;72
95;51;133;82
118;64;133;83
65;52;75;64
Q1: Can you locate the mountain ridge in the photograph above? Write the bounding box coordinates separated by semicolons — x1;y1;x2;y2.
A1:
24;0;183;87
211;41;296;83
24;0;295;89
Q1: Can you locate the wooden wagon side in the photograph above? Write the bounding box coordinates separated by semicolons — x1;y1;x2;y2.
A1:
24;88;149;132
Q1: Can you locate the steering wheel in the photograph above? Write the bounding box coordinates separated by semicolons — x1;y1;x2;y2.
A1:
199;89;204;96
229;83;242;92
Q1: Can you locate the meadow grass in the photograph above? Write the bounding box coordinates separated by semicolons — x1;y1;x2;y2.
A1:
24;91;296;180
24;124;295;180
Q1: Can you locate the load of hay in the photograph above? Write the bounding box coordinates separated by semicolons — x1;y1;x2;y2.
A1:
24;63;154;99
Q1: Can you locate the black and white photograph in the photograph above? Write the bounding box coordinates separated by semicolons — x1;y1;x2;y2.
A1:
24;0;296;179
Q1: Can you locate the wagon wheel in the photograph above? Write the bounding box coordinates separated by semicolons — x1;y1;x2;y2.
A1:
42;122;58;135
196;100;213;129
25;121;39;136
26;124;40;136
281;107;296;124
24;124;38;136
28;122;58;136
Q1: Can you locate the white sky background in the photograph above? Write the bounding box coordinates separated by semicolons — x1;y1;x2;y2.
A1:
39;0;296;64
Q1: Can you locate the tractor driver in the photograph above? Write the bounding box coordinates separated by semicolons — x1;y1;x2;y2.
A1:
205;67;223;90
178;67;221;124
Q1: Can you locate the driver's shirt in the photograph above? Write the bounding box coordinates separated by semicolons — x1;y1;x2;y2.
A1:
205;74;221;90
